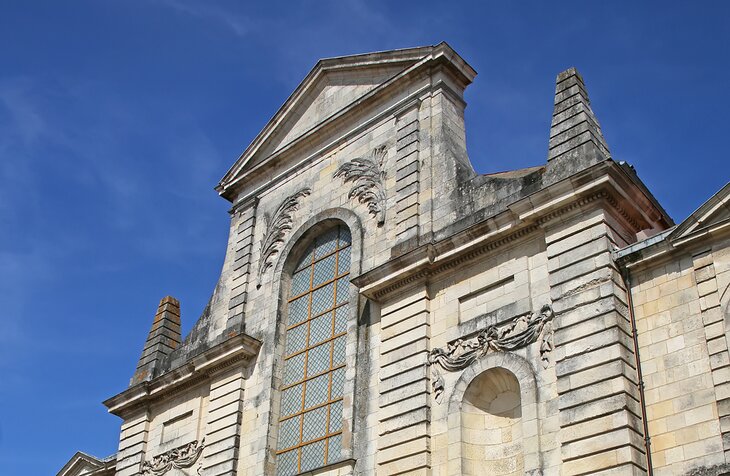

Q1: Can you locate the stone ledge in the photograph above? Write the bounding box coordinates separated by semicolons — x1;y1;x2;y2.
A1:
104;334;261;418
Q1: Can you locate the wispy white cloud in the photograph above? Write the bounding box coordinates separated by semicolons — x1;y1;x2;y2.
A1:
0;79;47;145
0;248;51;363
155;0;250;37
0;71;226;303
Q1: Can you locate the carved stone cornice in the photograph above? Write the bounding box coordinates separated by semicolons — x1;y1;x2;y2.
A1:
334;146;387;226
104;334;261;418
257;188;311;287
141;439;204;476
352;160;671;301
535;190;607;226
604;192;644;233
428;304;554;403
369;224;539;300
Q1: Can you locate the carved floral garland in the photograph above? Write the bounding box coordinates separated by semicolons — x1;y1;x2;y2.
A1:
334;145;387;226
256;188;311;287
427;304;554;403
141;439;204;476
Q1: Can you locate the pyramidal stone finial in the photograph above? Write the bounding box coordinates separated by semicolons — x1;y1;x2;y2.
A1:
547;67;611;163
130;296;182;386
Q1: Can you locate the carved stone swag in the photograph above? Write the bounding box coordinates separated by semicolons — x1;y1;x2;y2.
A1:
141;439;205;475
427;304;554;403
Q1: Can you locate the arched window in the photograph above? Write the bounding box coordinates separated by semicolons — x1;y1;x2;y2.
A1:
276;225;351;475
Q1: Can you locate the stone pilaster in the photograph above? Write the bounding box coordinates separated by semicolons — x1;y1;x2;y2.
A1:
114;411;151;476
201;365;247;476
393;103;421;251
377;286;432;475
227;200;257;331
422;81;474;240
546;209;646;475
692;250;730;459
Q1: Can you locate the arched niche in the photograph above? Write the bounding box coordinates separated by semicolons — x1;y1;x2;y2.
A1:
461;367;523;475
447;352;541;476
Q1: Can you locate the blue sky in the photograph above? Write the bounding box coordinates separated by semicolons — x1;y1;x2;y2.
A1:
1;1;728;474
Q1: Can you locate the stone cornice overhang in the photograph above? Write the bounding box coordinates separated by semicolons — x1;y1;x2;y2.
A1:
57;452;116;476
615;217;730;271
103;334;261;418
352;160;670;301
615;182;730;271
217;42;477;204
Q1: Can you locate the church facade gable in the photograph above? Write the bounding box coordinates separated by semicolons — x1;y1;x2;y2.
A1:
59;44;730;476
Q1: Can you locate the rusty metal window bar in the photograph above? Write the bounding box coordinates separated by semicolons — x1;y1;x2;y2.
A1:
276;225;351;476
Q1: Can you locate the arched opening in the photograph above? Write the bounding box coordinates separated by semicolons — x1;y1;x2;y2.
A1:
461;367;524;476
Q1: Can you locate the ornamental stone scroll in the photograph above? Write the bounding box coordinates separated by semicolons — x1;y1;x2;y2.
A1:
334;145;388;226
256;188;311;288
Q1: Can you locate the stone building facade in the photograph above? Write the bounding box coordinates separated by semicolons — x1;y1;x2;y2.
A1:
59;43;730;476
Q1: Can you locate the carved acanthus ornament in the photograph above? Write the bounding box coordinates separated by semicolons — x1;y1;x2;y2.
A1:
334;145;387;226
141;439;205;475
257;188;311;287
427;304;555;403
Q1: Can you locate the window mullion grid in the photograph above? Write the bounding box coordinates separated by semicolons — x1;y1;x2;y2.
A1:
277;367;346;421
279;229;352;474
297;247;316;474
288;253;348;303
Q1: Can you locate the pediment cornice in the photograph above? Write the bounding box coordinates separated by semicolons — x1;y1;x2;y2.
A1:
616;182;730;269
668;182;730;244
57;452;116;476
216;42;476;202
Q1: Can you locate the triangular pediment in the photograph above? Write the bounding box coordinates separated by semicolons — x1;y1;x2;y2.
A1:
262;63;409;157
216;43;476;199
670;182;730;241
57;452;104;476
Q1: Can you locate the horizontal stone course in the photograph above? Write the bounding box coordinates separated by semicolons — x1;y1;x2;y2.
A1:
379;351;429;380
93;49;730;476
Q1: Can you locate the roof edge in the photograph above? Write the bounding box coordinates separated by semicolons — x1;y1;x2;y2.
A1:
216;42;475;199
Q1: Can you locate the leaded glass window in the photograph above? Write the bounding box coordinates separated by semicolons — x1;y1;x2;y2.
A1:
276;225;351;475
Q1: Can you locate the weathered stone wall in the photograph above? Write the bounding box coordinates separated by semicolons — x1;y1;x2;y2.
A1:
96;45;717;476
630;236;730;475
547;206;648;475
228;62;479;475
427;235;559;475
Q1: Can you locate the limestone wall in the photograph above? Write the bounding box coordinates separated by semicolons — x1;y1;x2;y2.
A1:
103;45;695;476
427;235;558;476
630;236;730;475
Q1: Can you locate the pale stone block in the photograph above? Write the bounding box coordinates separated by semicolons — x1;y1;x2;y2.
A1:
378;451;430;475
377;435;430;465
